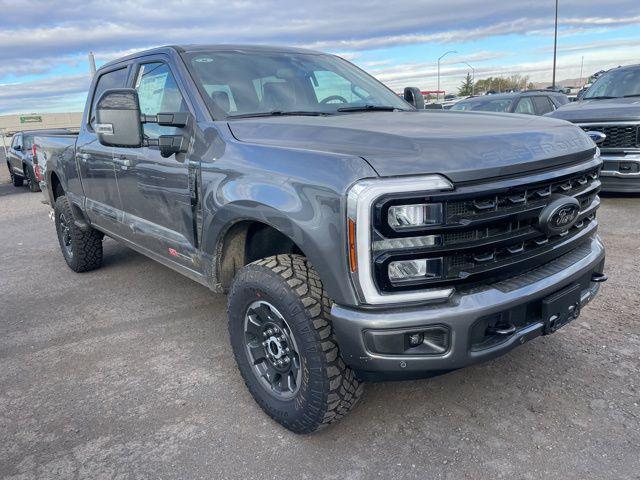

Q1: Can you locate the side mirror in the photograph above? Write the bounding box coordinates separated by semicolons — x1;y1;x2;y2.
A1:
96;88;143;148
14;144;21;151
403;87;425;109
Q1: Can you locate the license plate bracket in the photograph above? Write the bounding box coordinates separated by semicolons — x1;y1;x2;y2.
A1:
541;283;582;335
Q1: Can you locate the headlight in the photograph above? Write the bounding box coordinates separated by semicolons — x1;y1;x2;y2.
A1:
346;174;454;305
388;258;443;282
387;203;443;230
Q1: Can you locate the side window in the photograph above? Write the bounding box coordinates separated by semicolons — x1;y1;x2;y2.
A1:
135;62;188;139
90;67;129;125
22;135;34;150
533;96;555;115
514;97;535;115
11;134;21;150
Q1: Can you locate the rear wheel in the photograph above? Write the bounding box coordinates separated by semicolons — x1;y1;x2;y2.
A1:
25;164;40;192
54;196;103;272
228;254;363;433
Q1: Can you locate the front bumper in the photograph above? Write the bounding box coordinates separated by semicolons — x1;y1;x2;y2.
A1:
331;236;605;380
600;152;640;193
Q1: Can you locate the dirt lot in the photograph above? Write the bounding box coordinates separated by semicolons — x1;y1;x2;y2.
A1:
1;167;639;480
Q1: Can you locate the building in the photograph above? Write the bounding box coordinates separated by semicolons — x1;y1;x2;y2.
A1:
0;112;83;153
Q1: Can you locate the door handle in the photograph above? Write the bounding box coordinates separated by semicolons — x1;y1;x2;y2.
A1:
77;152;90;162
113;157;131;169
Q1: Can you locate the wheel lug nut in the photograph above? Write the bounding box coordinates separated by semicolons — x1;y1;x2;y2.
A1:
284;347;290;353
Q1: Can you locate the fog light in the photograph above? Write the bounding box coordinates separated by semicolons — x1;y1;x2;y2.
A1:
388;203;443;230
388;258;443;282
408;332;424;347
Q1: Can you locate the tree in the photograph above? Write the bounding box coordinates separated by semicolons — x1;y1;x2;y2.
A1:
458;73;474;96
474;74;534;94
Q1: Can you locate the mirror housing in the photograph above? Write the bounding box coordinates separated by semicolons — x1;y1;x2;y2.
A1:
96;88;143;148
14;144;21;151
403;87;425;109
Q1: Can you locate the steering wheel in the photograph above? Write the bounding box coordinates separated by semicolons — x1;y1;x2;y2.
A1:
320;95;348;104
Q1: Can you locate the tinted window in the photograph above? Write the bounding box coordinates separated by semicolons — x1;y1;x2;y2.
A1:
533;96;555;115
514;97;535;114
135;62;188;139
91;67;128;124
22;135;34;150
11;134;21;149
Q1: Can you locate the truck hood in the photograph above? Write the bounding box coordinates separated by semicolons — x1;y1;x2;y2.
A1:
547;97;640;123
227;111;595;183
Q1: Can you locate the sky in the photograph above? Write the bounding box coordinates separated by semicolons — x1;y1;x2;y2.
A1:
0;0;639;115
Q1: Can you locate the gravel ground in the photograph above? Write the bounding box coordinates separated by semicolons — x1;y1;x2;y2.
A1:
1;166;639;480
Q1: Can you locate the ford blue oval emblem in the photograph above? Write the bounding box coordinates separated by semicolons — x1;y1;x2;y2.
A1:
538;195;581;236
585;130;606;145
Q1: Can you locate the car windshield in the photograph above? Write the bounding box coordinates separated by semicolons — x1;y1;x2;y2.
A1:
183;50;410;118
450;98;513;112
583;67;640;99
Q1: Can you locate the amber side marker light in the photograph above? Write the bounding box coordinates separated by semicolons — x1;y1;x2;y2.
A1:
348;218;357;272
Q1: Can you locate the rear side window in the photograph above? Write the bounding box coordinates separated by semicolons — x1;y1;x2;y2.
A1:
22;135;34;150
533;96;555;115
90;67;129;125
514;97;535;114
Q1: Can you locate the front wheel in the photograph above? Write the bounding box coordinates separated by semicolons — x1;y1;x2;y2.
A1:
54;196;103;272
228;254;363;433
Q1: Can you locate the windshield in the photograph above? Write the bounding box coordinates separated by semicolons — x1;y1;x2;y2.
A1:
183;50;410;118
450;98;513;112
584;67;640;99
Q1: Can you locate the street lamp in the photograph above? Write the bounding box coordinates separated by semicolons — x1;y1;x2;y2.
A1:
462;62;475;96
437;50;457;103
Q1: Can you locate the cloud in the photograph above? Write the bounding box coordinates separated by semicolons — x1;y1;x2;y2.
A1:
0;0;638;113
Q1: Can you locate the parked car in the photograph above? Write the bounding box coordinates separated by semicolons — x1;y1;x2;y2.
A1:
6;129;71;191
43;44;606;433
546;64;640;193
450;90;569;115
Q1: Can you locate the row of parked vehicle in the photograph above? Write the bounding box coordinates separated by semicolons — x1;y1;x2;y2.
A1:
2;45;635;434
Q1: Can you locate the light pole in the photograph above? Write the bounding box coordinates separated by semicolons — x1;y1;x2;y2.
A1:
462;62;475;96
437;50;457;103
552;0;559;89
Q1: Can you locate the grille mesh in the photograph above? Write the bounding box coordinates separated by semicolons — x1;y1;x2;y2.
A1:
581;125;639;149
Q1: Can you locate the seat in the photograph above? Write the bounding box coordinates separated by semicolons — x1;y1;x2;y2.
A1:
211;90;231;113
262;82;296;110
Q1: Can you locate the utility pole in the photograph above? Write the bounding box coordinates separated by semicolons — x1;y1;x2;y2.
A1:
437;50;457;103
578;55;584;87
88;51;96;77
552;0;559;89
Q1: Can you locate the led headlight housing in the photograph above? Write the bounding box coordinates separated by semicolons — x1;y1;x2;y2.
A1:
346;174;454;305
387;203;443;230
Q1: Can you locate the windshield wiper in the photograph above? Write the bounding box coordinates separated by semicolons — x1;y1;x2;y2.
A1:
585;96;617;100
622;94;640;98
227;110;332;119
336;105;405;112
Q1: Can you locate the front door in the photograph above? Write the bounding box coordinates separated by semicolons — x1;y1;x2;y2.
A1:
77;66;130;233
114;58;199;272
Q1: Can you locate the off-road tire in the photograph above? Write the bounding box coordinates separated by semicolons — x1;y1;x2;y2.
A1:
26;164;40;192
228;254;363;433
54;195;103;272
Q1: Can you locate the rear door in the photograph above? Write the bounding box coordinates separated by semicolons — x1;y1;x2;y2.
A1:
75;65;130;232
113;56;199;271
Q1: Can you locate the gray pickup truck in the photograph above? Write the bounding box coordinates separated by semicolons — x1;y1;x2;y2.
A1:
43;44;606;433
548;64;640;193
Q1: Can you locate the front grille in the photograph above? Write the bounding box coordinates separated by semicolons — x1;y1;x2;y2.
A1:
372;159;601;293
580;124;640;149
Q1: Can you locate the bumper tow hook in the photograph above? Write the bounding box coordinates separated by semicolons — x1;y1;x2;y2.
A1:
591;272;608;283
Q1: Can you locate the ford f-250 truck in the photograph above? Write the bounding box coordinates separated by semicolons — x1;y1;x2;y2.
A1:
43;44;606;433
548;64;640;193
